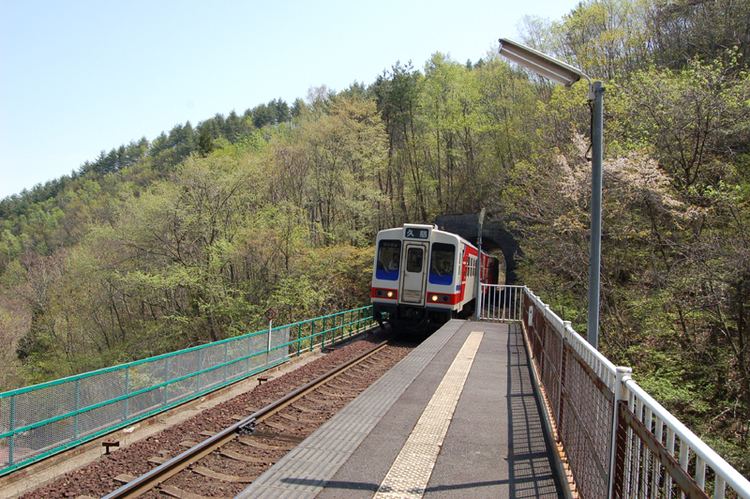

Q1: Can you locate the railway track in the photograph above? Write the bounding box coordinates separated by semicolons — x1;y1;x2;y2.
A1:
99;339;404;498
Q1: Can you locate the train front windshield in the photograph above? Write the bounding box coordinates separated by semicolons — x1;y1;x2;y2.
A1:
429;243;455;285
376;240;401;280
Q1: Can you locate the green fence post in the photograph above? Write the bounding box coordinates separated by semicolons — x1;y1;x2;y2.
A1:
123;368;130;422
321;317;326;350
74;379;81;440
198;348;204;390
247;336;253;373
163;358;170;407
266;321;272;366
310;322;315;354
224;342;229;382
296;324;302;357
8;395;15;466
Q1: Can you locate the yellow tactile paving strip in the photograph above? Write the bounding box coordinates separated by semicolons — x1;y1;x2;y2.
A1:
373;331;484;499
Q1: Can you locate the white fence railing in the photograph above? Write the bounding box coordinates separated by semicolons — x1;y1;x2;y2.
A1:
481;284;750;499
478;284;524;322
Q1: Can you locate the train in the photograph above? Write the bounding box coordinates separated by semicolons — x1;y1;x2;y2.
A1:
370;223;499;330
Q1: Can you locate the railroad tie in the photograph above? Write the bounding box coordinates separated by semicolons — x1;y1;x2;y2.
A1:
262;419;296;433
191;465;253;483
288;401;317;413
237;435;288;451
315;387;354;398
298;393;328;405
276;410;319;425
219;448;270;464
159;484;226;499
247;430;306;444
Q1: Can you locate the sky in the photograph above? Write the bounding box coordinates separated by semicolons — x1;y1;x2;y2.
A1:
0;0;578;199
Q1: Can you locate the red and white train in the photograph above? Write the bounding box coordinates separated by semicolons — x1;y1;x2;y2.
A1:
370;224;499;329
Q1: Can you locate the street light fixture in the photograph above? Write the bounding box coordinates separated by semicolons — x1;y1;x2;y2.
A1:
498;38;605;350
498;38;586;86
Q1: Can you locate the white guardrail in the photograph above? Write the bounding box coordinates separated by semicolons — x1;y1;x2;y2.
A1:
480;284;750;499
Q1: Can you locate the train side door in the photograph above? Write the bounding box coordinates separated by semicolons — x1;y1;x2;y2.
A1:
399;242;428;305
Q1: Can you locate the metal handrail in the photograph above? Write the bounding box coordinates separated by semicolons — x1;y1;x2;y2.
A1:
624;379;750;498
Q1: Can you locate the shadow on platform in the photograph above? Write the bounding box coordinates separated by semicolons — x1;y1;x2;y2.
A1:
507;323;563;498
279;477;508;494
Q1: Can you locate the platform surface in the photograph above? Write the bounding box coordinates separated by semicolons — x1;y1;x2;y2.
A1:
238;320;563;498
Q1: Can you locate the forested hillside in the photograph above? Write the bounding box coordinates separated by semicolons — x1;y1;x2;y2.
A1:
1;0;749;474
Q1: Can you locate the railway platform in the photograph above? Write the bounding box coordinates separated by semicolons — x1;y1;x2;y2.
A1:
238;319;564;498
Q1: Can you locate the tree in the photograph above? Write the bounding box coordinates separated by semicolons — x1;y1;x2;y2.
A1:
614;54;750;192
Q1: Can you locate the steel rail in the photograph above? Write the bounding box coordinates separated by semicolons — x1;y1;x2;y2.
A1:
103;340;390;499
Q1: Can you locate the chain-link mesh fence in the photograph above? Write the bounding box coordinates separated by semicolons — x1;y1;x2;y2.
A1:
0;305;374;476
559;346;614;499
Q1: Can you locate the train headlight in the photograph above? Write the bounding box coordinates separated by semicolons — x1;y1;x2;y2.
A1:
431;295;439;302
386;291;394;298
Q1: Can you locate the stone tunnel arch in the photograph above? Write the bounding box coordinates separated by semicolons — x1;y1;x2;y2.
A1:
435;213;520;284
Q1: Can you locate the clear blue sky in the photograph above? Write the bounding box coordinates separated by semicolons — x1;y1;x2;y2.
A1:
0;0;576;199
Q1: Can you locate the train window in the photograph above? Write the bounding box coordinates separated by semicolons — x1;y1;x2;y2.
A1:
376;240;401;280
429;243;455;285
406;247;423;272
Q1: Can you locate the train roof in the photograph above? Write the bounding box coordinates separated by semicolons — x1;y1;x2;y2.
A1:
376;224;478;251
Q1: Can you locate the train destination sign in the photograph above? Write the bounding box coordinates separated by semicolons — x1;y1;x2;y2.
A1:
404;228;429;239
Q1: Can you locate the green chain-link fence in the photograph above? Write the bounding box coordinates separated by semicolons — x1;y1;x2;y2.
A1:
0;305;375;476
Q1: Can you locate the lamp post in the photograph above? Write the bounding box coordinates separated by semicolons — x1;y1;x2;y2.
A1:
498;38;604;349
